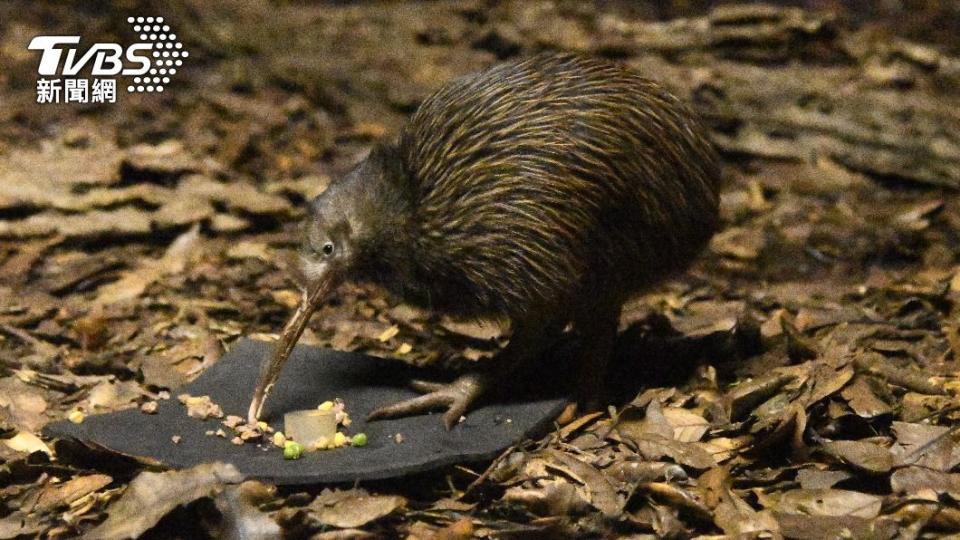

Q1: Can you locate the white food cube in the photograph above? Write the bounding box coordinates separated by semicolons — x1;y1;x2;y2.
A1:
284;410;337;450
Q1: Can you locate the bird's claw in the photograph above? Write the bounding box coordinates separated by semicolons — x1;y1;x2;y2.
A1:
367;373;487;429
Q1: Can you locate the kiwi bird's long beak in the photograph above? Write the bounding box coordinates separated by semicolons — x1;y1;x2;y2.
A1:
247;268;342;423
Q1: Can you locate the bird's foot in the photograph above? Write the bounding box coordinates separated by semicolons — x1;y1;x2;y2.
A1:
367;372;488;429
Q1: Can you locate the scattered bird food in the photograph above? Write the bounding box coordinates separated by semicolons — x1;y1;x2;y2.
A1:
140;401;158;414
177;393;224;420
175;389;366;458
281;399;364;455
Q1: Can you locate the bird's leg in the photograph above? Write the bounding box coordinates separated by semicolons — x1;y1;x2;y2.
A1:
573;300;621;412
367;318;561;429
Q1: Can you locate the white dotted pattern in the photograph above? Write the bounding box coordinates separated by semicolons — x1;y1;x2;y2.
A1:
126;16;187;93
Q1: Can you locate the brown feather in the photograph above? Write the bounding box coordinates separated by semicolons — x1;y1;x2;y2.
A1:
308;52;721;324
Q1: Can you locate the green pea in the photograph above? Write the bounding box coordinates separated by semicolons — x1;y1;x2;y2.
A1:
283;441;304;460
351;433;368;447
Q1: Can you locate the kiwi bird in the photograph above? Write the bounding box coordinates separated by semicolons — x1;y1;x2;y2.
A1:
248;52;721;428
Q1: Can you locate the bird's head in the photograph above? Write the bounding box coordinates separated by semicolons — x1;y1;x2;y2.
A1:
299;177;361;295
248;144;410;422
299;143;408;294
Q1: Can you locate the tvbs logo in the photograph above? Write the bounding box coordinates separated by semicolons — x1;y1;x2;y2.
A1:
29;16;188;104
30;36;153;76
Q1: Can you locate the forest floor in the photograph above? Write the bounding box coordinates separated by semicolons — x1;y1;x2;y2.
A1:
1;1;960;538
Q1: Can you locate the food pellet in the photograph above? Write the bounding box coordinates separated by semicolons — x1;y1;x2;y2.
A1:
351;433;368;447
284;441;304;460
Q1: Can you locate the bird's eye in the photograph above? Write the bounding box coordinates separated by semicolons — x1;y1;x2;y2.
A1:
322;242;334;256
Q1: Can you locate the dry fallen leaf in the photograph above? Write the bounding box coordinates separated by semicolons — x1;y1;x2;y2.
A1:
819;439;894;474
661;407;711;443
0;133;294;241
615;400;717;469
141;333;223;389
699;467;780;536
123;140;200;175
0;132;122;212
796;467;852;490
87;462;243;540
891;466;960;498
711;226;765;260
840;376;893;418
696;436;751;464
226;241;272;262
800;364;855;406
546;450;621;517
213;483;281;540
31;474;112;513
759;488;882;519
95;224;202;305
728;371;797;421
890;421;960;471
3;431;51;456
0;512;45;539
0;376;49;433
503;479;590;517
377;325;400;342
427;517;474;540
630;435;718;470
627;400;675;440
773;512;894;540
308;489;406;529
87;380;144;411
633;481;712;522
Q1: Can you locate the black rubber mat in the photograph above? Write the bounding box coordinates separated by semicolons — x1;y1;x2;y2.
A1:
44;339;567;485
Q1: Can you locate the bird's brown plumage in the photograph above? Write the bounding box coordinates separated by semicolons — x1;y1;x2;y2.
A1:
287;52;722;426
365;52;721;321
